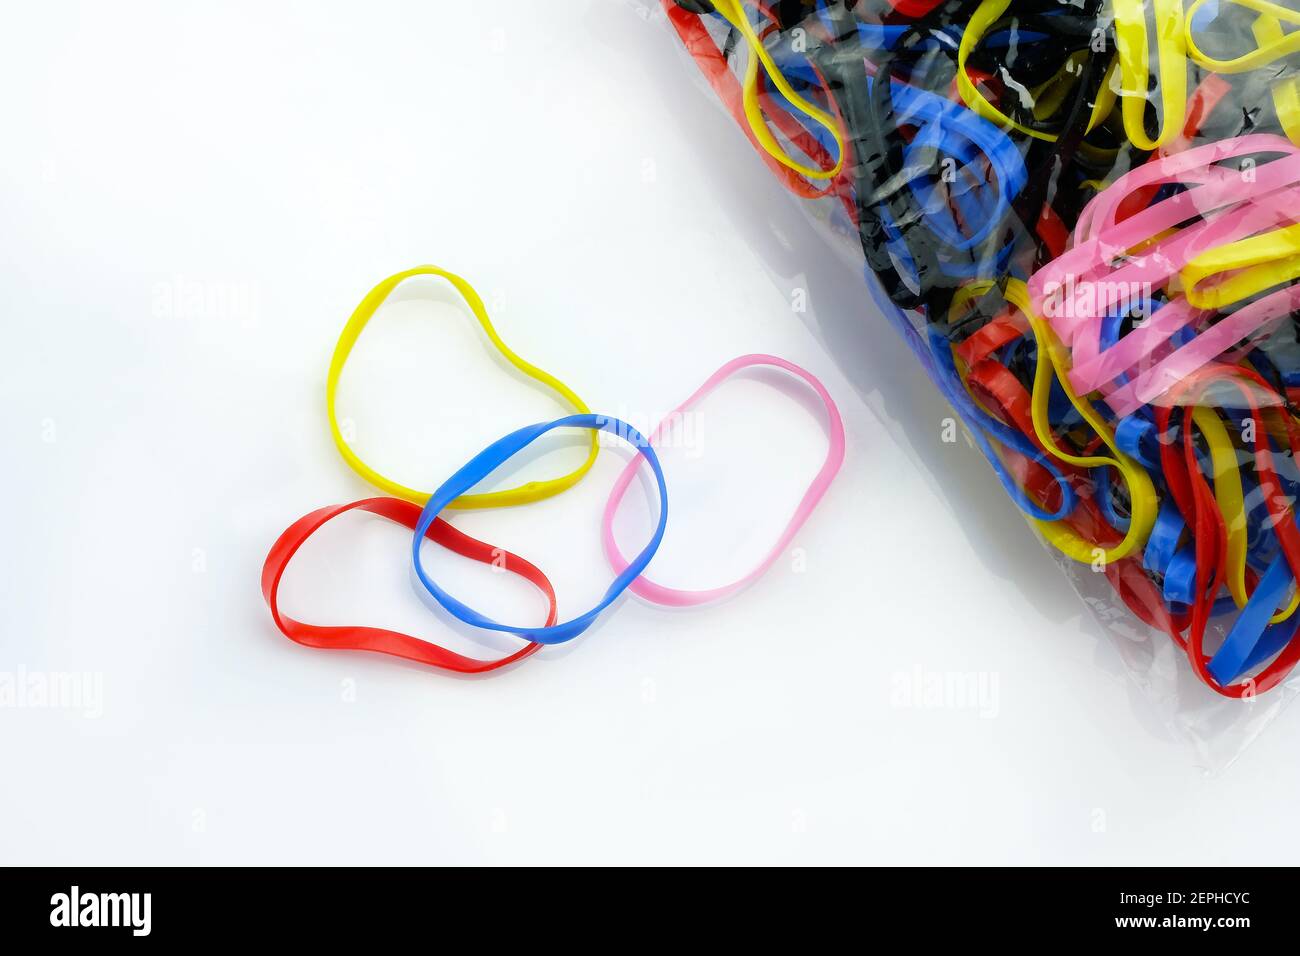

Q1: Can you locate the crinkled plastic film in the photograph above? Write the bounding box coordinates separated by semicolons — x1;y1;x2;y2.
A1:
638;0;1300;769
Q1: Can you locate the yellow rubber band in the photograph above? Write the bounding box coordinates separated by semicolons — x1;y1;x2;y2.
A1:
1003;279;1159;564
957;0;1130;143
711;0;844;180
1031;54;1088;121
1268;575;1300;623
1112;0;1189;151
1193;404;1300;622
1193;407;1250;606
947;281;1157;563
1092;59;1122;135
1182;222;1300;311
1185;0;1300;72
1276;75;1300;145
1270;579;1299;623
957;0;1055;142
1252;14;1300;145
326;266;598;509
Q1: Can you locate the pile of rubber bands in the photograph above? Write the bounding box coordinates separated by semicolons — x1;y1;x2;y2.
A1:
666;0;1300;696
261;266;845;674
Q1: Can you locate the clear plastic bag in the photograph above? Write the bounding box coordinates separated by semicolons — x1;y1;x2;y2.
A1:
639;0;1300;769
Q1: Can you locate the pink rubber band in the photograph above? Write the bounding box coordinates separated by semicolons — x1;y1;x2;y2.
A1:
1029;136;1300;321
601;354;845;608
1074;135;1300;242
1068;195;1300;385
1104;285;1300;416
1025;134;1300;413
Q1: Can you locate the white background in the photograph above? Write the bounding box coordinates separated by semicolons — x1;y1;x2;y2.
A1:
3;0;1299;865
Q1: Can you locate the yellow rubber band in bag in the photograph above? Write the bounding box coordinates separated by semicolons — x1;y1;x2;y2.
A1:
956;0;1124;143
948;281;1157;564
1253;14;1300;145
1275;75;1300;145
326;265;598;508
1005;280;1159;564
1185;0;1300;72
1112;0;1189;151
711;0;844;180
1182;222;1300;311
1192;405;1299;623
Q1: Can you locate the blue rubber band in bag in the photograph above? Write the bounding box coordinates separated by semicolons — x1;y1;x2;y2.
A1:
1210;511;1300;685
927;328;1077;522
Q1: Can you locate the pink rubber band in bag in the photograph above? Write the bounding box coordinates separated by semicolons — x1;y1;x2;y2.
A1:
1026;134;1300;415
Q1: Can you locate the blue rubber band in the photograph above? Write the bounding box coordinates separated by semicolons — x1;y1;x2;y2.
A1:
411;414;668;645
1209;509;1300;685
1092;465;1132;534
1144;502;1184;576
762;34;1026;294
1239;614;1300;677
1115;415;1158;469
928;328;1077;522
1210;553;1297;684
1162;548;1201;606
871;77;1028;284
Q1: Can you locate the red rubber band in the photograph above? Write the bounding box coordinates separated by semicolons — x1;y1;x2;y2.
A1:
1154;366;1300;696
955;310;1029;367
664;0;852;204
261;497;553;674
886;0;946;17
